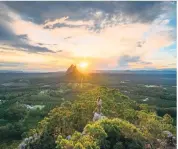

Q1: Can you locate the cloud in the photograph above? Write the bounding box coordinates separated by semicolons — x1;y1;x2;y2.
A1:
17;34;28;40
118;55;152;68
43;16;94;29
0;62;26;67
0;23;16;41
139;61;152;65
37;43;57;46
0;1;176;71
0;4;54;53
40;2;176;32
2;2;165;22
44;23;89;30
119;55;140;66
137;41;146;48
2;2;175;31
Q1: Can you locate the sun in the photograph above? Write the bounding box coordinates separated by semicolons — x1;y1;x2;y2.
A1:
79;61;88;69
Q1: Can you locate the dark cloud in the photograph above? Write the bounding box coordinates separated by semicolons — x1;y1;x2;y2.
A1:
14;43;55;53
2;1;175;31
0;1;175;52
56;50;63;53
0;4;55;53
17;34;28;40
44;23;88;29
0;22;54;53
0;43;54;53
119;55;140;66
2;2;164;22
118;55;152;66
137;41;146;48
0;23;16;41
37;43;57;46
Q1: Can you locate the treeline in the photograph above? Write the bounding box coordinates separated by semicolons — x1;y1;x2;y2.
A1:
156;107;176;126
160;93;176;101
134;86;176;101
0;85;76;147
157;107;176;118
0;103;59;142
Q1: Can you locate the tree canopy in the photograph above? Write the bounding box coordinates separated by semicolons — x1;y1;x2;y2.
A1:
26;87;176;149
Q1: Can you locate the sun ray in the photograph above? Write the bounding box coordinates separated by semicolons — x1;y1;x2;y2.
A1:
79;62;88;69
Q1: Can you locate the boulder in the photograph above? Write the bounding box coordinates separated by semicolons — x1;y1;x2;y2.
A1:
93;112;106;121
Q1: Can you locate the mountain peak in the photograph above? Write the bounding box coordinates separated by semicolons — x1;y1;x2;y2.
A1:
65;64;82;78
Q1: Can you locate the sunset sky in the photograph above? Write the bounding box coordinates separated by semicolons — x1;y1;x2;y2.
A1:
0;1;176;72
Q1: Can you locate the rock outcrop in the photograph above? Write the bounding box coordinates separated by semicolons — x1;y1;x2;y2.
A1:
18;133;40;149
65;64;82;79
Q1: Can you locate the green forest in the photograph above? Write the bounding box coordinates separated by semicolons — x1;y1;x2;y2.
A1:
1;85;175;149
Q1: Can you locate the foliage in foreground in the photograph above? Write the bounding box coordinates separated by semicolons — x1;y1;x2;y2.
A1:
26;87;175;149
56;118;145;149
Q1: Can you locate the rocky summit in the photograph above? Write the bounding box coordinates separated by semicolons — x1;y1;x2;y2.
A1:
65;64;82;78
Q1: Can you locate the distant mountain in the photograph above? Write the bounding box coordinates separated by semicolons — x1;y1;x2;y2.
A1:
92;69;176;74
0;68;176;74
65;64;82;78
0;70;24;73
158;68;176;71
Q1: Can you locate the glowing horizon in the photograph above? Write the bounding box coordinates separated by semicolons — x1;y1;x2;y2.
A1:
0;2;176;72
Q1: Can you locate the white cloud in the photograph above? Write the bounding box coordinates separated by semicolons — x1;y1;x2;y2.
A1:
0;3;176;70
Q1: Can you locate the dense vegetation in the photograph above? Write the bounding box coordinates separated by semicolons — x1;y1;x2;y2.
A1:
0;72;176;149
24;87;175;149
0;83;94;148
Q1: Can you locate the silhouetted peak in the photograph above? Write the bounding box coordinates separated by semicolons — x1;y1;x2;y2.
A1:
66;64;81;78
